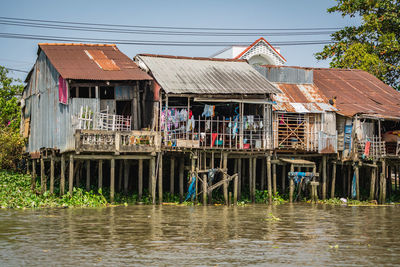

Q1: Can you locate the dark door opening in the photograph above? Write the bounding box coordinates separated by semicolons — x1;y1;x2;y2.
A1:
116;100;132;116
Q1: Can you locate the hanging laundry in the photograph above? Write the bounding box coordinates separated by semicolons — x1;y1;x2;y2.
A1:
205;120;211;131
211;133;218;148
201;105;215;118
179;109;188;122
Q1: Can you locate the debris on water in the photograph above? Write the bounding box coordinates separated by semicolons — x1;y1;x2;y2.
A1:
265;213;281;221
340;198;347;203
329;244;339;249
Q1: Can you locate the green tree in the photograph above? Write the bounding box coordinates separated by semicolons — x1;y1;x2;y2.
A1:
315;0;400;90
0;66;24;170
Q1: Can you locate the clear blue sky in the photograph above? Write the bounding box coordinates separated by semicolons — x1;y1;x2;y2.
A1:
1;0;360;81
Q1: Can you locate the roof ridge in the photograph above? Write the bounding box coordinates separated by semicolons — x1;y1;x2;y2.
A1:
39;43;116;47
137;53;247;62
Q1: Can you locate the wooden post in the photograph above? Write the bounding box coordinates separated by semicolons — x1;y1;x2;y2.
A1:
170;156;175;194
202;173;207;206
289;164;294;203
31;159;37;191
223;153;228;205
118;160;123;192
312;164;317;202
69;155;74;195
208;153;214;204
179;157;184;202
86;160;91;192
60;155;65;195
98;160;103;190
330;162;336;199
148;158;153;194
75;162;81;188
40;156;45;193
110;158;115;203
282;164;286;193
267;155;272;203
150;157;156;204
26;160;30;175
50;154;55;194
322;155;327;200
388;165;392;200
260;158;266;190
272;162;277;195
234;159;238;205
252;157;257;202
355;163;360;201
347;164;351;198
249;157;253;202
138;159;143;200
369;166;376;201
379;160;386;204
158;153;163;204
237;157;242;200
124;160;129;194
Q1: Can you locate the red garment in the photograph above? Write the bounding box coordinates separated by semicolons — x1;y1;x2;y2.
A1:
189;110;193;119
211;133;218;148
58;76;68;104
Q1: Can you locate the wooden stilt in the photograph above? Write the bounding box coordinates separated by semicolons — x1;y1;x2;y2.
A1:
237;158;242;200
347;164;351;198
50;154;55;194
75;162;81;188
138;159;143;200
388;165;392;200
179;157;184;202
252;157;256;203
40;156;45;193
223;153;228;205
354;163;360;200
202;173;207;206
282;164;286;193
208;153;214;204
272;162;277;195
124;160;129;194
151;157;156;204
267;155;272;203
26;160;30;175
379;160;386;204
341;164;345;197
118;160;123;192
312;164;317;202
330;162;336;198
86;160;91;192
110;158;115;203
69;155;74;195
98;160;103;190
322;155;327;200
170;156;175;195
60;155;65;195
260;158;266;190
289;164;294;203
233;159;238;205
369;166;376;201
158;153;163;204
249;157;253;202
31;159;37;191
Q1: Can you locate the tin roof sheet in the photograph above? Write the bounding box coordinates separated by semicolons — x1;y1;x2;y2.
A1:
313;68;400;119
38;43;152;81
136;54;281;95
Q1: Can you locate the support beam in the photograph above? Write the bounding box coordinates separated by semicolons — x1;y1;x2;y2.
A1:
124;160;129;194
267;155;272;204
86;160;91;192
170;157;175;195
31;159;36;191
98;160;103;190
223;153;228;205
40;156;45;193
289;164;294;203
50;154;55;194
110;158;115;203
369;166;376;201
60;155;65;195
138;159;143;200
322;155;327;200
69;155;74;195
179;157;184;203
150;157;156;204
330;162;336;198
158;153;163;204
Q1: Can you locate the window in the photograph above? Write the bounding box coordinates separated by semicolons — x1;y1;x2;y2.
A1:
69;86;96;98
100;86;114;99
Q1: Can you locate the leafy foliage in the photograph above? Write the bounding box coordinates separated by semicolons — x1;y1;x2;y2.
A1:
315;0;400;90
0;66;25;170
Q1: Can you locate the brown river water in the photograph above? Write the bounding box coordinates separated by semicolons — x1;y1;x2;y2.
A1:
0;204;399;266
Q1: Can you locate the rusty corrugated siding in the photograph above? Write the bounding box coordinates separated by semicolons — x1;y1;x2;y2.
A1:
135;54;281;95
38;43;152;81
314;68;400;119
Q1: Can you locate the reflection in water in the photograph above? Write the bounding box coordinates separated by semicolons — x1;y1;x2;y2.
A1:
0;204;400;266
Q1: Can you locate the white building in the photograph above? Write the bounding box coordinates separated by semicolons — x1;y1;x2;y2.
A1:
211;37;286;66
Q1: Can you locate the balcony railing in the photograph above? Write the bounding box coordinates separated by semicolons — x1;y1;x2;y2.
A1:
356;136;386;160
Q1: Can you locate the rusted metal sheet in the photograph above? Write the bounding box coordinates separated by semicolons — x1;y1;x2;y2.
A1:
314;68;400;119
38;43;152;81
135;54;281;95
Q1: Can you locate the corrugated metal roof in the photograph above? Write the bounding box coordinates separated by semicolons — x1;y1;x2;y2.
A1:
135;54;281;95
273;102;336;113
314;68;400;119
38;43;152;81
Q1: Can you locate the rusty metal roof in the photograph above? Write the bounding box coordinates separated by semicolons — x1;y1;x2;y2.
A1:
313;68;400;119
135;54;281;95
38;43;152;81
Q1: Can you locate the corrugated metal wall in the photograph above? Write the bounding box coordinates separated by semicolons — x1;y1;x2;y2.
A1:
25;51;100;153
254;66;313;84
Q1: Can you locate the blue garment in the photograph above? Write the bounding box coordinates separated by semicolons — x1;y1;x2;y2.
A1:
185;176;196;201
352;172;357;199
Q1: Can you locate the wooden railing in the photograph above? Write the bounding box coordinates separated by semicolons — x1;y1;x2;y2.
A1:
356;137;386;160
75;130;161;153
